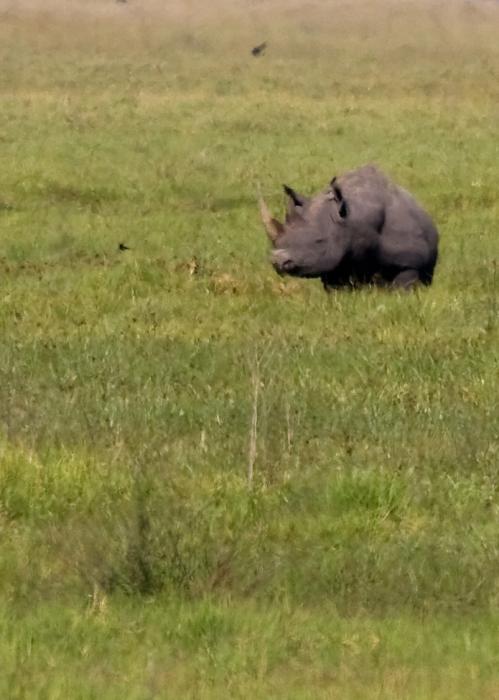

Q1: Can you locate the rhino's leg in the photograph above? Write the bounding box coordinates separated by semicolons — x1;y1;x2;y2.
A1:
391;269;420;290
322;278;333;293
321;272;355;292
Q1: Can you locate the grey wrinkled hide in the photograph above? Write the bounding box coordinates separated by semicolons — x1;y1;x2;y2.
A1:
262;165;439;291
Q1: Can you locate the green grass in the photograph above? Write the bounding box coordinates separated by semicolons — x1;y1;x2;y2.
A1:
3;599;499;700
0;1;498;697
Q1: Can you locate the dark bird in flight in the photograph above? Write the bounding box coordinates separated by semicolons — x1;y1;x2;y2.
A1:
251;42;267;57
118;243;130;251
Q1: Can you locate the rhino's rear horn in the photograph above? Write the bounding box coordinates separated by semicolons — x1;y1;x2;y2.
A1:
259;195;284;243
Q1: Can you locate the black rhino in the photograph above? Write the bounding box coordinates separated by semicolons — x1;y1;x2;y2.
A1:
260;164;439;290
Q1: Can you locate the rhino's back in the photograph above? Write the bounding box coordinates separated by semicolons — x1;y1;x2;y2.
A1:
337;164;434;236
336;164;389;193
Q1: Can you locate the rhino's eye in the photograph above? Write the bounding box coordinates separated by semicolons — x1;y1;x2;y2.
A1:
314;237;326;244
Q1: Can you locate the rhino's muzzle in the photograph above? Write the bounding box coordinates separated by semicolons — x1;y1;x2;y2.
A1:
270;249;299;275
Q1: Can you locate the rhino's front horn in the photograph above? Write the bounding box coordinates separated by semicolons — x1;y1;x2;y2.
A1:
259;195;284;244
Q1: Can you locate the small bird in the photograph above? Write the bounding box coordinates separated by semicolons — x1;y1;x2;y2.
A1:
251;42;267;57
118;243;130;251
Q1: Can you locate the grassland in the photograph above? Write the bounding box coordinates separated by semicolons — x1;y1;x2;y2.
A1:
0;0;498;697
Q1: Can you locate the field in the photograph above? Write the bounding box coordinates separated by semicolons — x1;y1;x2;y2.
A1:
1;0;498;697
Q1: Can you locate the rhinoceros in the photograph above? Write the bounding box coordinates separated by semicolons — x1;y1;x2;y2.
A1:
259;164;439;290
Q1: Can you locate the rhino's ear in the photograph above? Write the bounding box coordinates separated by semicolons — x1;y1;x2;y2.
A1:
283;184;307;208
330;179;348;219
283;184;308;221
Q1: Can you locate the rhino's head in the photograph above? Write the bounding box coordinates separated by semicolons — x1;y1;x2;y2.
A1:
260;180;350;278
